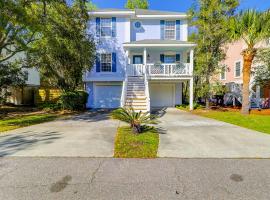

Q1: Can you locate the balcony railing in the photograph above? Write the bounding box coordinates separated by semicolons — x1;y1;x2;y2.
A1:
126;63;191;77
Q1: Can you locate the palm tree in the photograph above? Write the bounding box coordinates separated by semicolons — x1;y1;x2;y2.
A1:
229;10;270;114
111;107;157;134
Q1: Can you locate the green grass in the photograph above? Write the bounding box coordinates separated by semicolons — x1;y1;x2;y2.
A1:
193;110;270;134
114;126;159;158
0;114;59;132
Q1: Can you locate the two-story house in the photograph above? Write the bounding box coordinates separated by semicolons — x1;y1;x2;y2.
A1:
84;9;196;112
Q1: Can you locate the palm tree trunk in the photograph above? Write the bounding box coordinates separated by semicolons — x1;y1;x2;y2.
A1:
241;50;255;115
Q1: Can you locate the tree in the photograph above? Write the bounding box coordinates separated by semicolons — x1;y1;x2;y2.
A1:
26;1;96;91
0;0;35;103
228;10;270;114
125;0;149;9
190;0;239;109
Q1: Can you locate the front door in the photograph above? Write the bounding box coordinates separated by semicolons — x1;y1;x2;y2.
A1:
133;55;143;64
132;55;144;76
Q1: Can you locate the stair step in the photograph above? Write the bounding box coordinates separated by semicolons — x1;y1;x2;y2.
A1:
126;97;147;100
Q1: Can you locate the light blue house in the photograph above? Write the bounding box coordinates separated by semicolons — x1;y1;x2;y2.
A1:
84;9;196;112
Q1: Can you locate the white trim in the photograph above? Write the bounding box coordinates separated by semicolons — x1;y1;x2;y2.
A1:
123;43;197;47
136;14;187;19
234;60;242;78
89;11;135;16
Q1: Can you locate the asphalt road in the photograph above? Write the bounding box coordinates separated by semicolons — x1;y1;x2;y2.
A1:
1;158;270;200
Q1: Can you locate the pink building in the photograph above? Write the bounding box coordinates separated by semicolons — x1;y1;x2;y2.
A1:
218;39;270;108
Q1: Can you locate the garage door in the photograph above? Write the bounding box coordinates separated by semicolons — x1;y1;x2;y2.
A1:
94;84;122;108
150;84;174;107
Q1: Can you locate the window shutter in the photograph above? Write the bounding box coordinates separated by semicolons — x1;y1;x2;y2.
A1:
160;54;165;63
96;17;100;37
176;54;180;62
112;52;117;72
160;20;165;40
176;20;180;40
96;53;100;72
112;17;116;37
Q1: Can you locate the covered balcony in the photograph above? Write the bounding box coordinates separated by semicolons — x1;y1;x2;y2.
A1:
123;39;195;79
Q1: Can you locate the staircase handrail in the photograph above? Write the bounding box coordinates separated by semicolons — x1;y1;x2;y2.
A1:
144;66;150;112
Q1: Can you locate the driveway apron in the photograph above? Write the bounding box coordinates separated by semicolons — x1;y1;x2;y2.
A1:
0;111;119;157
157;108;270;158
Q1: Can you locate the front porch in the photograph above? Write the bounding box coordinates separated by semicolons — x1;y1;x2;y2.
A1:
122;40;195;111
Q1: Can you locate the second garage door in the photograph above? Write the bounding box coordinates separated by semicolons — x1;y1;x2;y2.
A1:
150;84;175;107
94;84;122;108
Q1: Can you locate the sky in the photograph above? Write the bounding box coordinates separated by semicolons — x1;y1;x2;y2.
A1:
91;0;270;12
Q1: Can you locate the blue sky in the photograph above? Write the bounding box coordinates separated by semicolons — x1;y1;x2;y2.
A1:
91;0;270;12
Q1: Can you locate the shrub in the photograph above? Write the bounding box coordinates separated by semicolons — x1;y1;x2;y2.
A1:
58;91;88;111
39;102;61;111
111;107;157;134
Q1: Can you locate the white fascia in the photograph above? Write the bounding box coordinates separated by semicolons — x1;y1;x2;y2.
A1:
135;14;188;19
89;11;135;16
123;43;197;48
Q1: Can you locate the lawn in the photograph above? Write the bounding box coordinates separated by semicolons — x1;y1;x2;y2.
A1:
0;114;59;132
191;109;270;134
114;126;159;158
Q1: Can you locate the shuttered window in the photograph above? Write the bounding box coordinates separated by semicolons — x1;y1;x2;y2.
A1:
164;21;176;40
100;18;112;37
101;53;112;72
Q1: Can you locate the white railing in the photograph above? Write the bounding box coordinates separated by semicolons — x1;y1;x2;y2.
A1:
120;75;128;107
144;72;150;112
126;63;191;77
147;63;190;76
126;64;145;76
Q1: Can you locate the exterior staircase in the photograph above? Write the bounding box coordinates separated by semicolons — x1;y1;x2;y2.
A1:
124;76;148;113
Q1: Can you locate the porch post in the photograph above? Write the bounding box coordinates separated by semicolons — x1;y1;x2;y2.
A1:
143;48;147;65
189;78;194;110
126;50;130;64
190;49;194;75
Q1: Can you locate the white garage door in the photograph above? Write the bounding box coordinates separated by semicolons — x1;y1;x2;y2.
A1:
150;84;174;107
94;84;122;108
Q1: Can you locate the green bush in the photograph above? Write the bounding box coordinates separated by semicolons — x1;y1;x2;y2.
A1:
39;102;61;111
58;91;88;111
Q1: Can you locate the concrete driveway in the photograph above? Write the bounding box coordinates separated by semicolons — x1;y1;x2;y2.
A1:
0;111;119;157
156;108;270;158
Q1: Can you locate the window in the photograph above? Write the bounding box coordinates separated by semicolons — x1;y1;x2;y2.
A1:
164;55;176;63
235;61;241;77
101;53;112;72
101;18;112;37
164;21;176;40
220;66;226;80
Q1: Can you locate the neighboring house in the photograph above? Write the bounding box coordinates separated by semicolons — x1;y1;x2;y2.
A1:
84;9;196;112
218;39;270;108
6;51;40;105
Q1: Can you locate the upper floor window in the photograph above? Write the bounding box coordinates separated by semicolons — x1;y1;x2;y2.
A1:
235;61;241;77
101;53;112;72
101;18;112;37
164;21;176;40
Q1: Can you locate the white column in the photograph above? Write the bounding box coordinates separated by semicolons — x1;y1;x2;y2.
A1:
189;78;194;110
126;50;130;64
190;49;194;75
143;48;147;65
